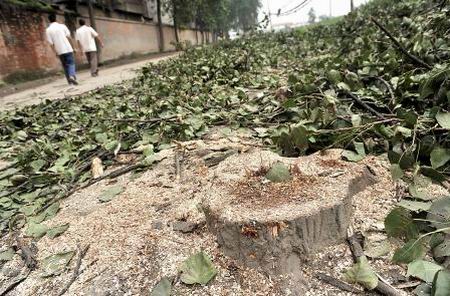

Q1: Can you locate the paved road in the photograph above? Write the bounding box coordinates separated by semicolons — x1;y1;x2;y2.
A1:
0;53;178;111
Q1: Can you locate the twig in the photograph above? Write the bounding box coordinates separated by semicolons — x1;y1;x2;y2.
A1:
316;118;399;134
347;232;406;296
344;90;387;119
0;270;30;296
58;244;90;296
372;76;396;109
106;115;177;124
316;272;363;293
175;150;181;180
370;17;432;70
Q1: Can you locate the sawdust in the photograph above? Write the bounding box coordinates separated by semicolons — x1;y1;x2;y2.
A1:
1;130;447;296
231;169;319;208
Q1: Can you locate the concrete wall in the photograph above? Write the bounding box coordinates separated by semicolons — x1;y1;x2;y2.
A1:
0;7;208;80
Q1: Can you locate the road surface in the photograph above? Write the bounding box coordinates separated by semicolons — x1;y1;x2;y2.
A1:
0;53;178;111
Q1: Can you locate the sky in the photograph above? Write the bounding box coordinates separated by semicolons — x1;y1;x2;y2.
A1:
260;0;369;27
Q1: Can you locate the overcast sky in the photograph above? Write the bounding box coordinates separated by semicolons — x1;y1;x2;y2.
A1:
260;0;369;26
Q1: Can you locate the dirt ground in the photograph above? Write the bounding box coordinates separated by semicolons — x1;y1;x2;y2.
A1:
1;129;448;296
0;53;178;111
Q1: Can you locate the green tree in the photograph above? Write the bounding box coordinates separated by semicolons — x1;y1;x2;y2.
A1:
308;8;316;24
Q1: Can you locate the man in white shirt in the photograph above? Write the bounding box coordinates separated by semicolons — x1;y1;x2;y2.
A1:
76;19;104;77
45;14;78;85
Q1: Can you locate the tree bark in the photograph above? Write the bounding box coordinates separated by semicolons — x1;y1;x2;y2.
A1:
87;0;97;31
156;0;164;52
350;0;355;11
172;1;180;43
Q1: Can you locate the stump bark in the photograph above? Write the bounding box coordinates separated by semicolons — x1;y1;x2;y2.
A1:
201;149;377;277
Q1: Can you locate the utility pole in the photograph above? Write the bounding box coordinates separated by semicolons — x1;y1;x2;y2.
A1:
350;0;355;12
156;0;164;52
329;0;332;17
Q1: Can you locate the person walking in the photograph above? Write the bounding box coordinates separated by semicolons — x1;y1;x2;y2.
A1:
46;14;78;85
76;19;104;77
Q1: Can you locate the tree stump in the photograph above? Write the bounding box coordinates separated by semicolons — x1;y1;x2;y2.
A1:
201;149;377;277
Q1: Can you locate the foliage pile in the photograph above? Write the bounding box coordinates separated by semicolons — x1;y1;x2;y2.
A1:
0;0;450;292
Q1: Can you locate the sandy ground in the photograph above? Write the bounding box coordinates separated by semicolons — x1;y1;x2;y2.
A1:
2;129;446;296
0;53;178;111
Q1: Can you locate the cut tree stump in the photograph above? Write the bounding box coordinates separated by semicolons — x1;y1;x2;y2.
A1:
201;149;378;277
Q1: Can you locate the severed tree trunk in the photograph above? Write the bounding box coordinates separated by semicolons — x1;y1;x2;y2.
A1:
156;0;164;52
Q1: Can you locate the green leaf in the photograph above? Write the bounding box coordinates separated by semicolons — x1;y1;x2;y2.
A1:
25;222;48;239
180;252;218;285
95;133;108;143
364;239;391;258
0;248;15;261
351;114;362;127
290;125;308;149
398;200;432;212
409;185;434;201
407;260;443;283
427;197;450;233
432;270;450;296
430;147;450;169
390;164;404;181
98;185;124;203
385;207;419;240
342;150;364;162
345;257;378;290
436;111;450;129
393;239;426;264
30;159;46;172
151;277;172;296
265;162;292;183
354;142;366;157
16;130;28;141
414;283;432;296
44;202;60;221
41;251;75;277
47;224;69;239
420;167;446;183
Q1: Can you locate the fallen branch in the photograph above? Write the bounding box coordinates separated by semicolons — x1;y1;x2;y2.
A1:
58;244;90;296
370;17;432;70
347;232;406;296
316;272;363;294
344;91;387;119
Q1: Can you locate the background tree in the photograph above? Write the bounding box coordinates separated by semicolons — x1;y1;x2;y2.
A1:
308;8;316;24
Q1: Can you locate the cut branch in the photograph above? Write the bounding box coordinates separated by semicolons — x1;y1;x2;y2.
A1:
316;272;363;293
370;17;432;70
347;232;406;296
344;90;387;119
58;244;90;296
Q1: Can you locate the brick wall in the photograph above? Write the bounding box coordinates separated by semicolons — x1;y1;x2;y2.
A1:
0;8;60;79
0;8;208;80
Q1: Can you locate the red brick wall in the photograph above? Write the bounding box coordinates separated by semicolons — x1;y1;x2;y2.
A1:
0;8;60;78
